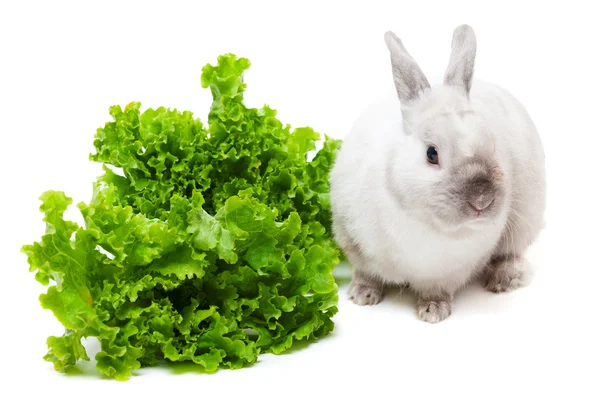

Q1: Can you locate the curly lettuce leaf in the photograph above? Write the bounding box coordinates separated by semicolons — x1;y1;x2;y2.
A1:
23;53;342;380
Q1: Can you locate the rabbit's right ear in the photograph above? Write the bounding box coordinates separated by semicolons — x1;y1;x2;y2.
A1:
384;31;430;104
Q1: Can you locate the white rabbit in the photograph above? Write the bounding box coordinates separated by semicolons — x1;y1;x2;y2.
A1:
329;25;546;323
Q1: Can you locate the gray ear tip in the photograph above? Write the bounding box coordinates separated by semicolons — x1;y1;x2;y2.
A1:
384;30;397;40
384;30;408;53
453;24;476;41
455;24;474;32
384;31;399;49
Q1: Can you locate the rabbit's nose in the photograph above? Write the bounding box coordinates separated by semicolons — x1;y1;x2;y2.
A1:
468;194;494;211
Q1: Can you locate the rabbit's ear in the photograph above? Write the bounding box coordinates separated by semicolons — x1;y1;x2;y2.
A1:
385;31;430;103
443;25;477;96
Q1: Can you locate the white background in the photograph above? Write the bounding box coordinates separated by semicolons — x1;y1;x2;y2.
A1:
1;1;599;398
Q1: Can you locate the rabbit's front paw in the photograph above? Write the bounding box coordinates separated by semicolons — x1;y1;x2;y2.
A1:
417;294;452;323
484;255;530;293
348;282;383;306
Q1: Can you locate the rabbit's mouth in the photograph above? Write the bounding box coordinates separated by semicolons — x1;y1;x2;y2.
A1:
470;198;495;218
425;202;500;236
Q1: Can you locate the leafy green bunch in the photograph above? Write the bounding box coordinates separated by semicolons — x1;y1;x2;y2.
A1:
22;54;342;380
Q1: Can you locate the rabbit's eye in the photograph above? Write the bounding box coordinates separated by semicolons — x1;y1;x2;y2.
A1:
426;146;439;164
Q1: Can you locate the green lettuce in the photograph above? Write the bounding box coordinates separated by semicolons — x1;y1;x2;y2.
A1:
22;54;342;380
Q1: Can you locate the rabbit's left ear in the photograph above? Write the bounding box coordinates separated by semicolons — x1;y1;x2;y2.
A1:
444;25;477;96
